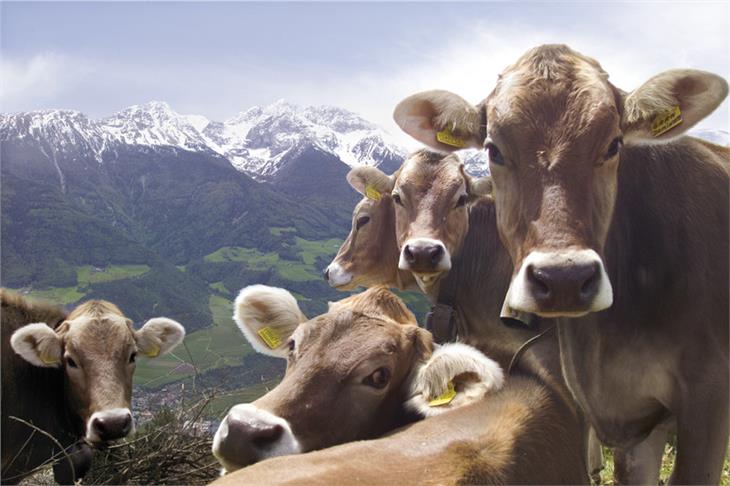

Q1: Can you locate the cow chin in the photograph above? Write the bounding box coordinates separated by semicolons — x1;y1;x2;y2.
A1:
505;249;613;317
213;404;301;474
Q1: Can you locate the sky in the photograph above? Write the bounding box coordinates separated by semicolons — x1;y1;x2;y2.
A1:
1;1;729;148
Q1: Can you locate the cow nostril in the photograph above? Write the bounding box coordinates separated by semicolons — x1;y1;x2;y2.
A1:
251;423;284;448
403;245;415;264
429;245;444;264
323;267;330;281
92;417;107;436
527;265;551;298
580;262;601;299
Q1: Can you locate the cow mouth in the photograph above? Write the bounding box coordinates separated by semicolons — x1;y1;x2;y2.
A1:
413;271;444;290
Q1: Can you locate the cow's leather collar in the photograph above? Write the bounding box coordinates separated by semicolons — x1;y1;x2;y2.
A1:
424;270;460;344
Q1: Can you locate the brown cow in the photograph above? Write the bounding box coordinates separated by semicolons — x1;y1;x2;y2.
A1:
393;44;729;484
1;289;185;484
213;285;505;473
213;285;588;484
342;151;603;480
324;180;415;291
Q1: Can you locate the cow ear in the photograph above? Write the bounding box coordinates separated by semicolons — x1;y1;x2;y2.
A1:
394;90;484;151
346;166;394;200
461;165;493;199
233;285;307;358
135;318;186;358
622;69;728;144
10;323;63;367
405;343;504;417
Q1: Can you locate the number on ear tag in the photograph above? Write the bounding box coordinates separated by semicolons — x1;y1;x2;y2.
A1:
258;326;282;349
651;106;682;137
436;128;466;148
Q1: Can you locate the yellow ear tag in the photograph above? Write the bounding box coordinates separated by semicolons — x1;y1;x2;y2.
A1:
143;344;160;358
257;326;282;349
651;106;682;137
40;354;60;366
428;381;457;407
436;127;467;148
365;185;382;201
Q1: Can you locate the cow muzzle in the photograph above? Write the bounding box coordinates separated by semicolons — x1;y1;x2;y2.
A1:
324;261;353;288
213;404;301;474
505;249;613;317
399;238;451;287
86;408;133;444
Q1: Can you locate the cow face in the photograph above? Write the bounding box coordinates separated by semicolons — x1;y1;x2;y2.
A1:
213;285;504;473
352;151;490;292
10;300;185;445
393;44;728;317
325;171;399;289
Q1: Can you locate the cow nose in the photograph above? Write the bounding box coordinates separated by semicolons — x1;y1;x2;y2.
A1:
91;410;132;442
526;261;601;310
323;267;330;281
216;415;284;468
401;240;448;272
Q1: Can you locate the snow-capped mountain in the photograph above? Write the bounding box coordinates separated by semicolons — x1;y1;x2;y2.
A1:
0;101;406;181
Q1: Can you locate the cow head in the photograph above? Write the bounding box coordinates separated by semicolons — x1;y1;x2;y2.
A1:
344;151;491;292
10;300;185;445
213;285;504;473
324;167;401;289
394;44;728;317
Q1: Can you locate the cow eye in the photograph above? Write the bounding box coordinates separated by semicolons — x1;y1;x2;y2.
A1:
66;356;78;369
129;352;137;364
486;143;505;166
456;194;468;208
604;136;623;161
392;193;403;206
356;216;370;230
363;367;391;389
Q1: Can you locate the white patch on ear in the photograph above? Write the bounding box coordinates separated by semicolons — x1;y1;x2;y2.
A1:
346;166;394;197
10;323;63;367
233;285;307;358
623;69;729;144
405;343;504;417
135;318;185;358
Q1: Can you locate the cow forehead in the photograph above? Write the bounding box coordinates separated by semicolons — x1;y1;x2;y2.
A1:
489;46;618;142
295;313;407;370
63;313;135;354
398;154;464;196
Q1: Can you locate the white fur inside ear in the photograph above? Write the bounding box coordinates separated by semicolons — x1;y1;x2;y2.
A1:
136;318;185;358
405;343;505;417
233;285;306;358
346;166;394;196
10;323;63;368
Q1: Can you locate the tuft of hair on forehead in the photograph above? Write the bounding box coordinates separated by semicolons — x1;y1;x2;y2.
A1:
68;300;125;320
410;149;461;166
506;44;607;85
334;287;416;326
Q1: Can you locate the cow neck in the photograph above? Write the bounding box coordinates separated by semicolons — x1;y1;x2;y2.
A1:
427;199;566;383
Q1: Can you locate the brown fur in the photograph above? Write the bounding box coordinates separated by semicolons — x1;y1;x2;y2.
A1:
214;375;586;485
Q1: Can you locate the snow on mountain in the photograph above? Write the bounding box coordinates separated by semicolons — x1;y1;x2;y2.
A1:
0;100;406;181
2;102;724;182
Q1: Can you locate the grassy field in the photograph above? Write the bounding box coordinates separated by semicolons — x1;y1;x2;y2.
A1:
134;295;250;388
203;236;342;282
76;264;150;285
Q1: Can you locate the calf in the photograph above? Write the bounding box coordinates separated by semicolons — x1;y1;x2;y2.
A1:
1;289;185;484
393;44;729;483
213;285;505;474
